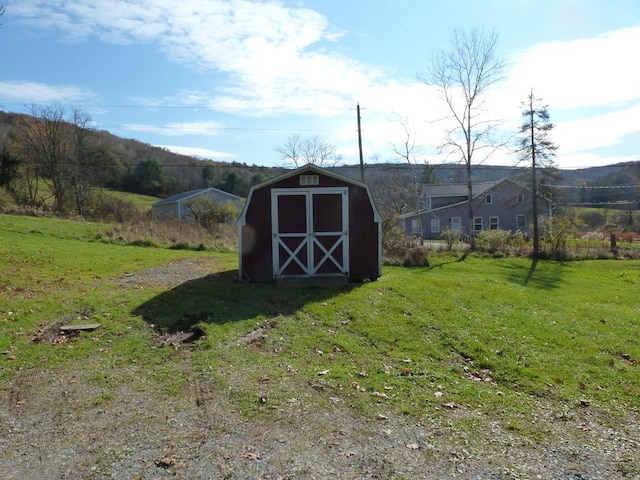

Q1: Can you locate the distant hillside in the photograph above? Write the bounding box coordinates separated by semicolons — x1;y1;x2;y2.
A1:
1;109;637;208
0;110;281;199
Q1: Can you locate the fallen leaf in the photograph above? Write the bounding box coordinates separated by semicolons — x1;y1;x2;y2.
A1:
317;369;330;376
155;456;176;468
443;402;458;409
434;391;444;398
406;443;420;450
376;413;388;420
372;391;389;399
339;451;356;457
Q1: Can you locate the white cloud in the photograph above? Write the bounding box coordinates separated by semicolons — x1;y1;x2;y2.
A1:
124;121;224;136
0;80;96;104
13;0;378;116
505;25;640;110
157;144;236;160
11;2;640;168
559;101;640;150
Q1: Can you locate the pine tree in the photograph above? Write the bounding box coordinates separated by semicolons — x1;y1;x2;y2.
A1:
517;90;558;255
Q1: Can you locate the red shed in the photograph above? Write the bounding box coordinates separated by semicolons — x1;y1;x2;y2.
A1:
238;164;382;283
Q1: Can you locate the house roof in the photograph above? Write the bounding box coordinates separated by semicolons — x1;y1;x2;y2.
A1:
152;187;243;207
400;178;537;219
421;179;507;198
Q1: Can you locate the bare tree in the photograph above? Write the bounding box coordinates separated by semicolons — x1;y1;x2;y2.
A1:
16;105;69;212
276;133;342;168
423;28;505;248
15;105;117;215
516;89;558;255
391;114;427;242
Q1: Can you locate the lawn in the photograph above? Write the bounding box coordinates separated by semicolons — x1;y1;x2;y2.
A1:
1;213;639;478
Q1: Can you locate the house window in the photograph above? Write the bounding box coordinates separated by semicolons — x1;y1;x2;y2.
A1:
451;217;462;232
517;193;524;204
516;214;526;229
489;216;499;230
426;197;432;210
300;175;319;186
411;219;421;234
431;218;440;233
474;217;483;233
485;194;492;204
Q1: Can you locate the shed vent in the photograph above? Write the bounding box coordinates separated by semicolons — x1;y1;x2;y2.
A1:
300;174;319;186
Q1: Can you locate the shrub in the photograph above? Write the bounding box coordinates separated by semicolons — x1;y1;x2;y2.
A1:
475;229;511;254
88;193;147;223
541;216;576;258
403;245;429;267
578;210;604;229
440;227;461;251
0;187;17;209
186;197;241;232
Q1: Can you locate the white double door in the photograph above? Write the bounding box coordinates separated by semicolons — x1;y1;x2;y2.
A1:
272;188;348;278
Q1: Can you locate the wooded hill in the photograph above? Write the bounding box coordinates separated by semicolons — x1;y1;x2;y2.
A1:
1;109;638;216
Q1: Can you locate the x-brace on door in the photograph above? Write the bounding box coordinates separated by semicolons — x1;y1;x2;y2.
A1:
271;188;349;278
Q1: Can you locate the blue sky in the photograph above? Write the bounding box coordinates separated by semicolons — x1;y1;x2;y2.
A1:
1;0;639;169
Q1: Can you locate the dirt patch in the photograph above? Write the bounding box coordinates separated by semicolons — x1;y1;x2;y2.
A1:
117;257;221;288
153;326;206;347
3;362;638;479
237;319;278;346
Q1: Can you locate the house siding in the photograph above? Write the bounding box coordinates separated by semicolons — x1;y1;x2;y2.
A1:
402;179;551;240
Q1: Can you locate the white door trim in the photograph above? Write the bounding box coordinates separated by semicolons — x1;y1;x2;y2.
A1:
271;187;349;278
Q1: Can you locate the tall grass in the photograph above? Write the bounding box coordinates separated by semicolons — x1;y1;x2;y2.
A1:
97;218;237;251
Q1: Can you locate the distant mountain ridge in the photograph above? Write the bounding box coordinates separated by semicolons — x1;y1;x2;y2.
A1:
1;109;638;198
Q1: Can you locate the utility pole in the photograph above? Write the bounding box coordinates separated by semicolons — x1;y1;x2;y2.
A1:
356;103;364;182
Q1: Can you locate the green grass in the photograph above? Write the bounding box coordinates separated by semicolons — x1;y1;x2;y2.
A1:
1;213;639;441
102;188;159;209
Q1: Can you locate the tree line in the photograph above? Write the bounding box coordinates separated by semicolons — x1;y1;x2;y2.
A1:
0;108;274;217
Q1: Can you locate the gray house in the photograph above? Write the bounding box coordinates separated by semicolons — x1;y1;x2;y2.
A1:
399;178;553;240
151;187;244;222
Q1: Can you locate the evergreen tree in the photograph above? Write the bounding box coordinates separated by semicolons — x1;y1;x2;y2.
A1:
516;90;558;255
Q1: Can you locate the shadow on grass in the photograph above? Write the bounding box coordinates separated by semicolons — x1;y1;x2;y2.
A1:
132;269;359;332
502;257;565;290
426;251;469;270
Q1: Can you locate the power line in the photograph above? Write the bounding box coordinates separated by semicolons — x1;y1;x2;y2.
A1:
548;184;640;189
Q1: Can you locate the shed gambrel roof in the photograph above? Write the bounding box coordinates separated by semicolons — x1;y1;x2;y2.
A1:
152;187;243;207
237;163;382;226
